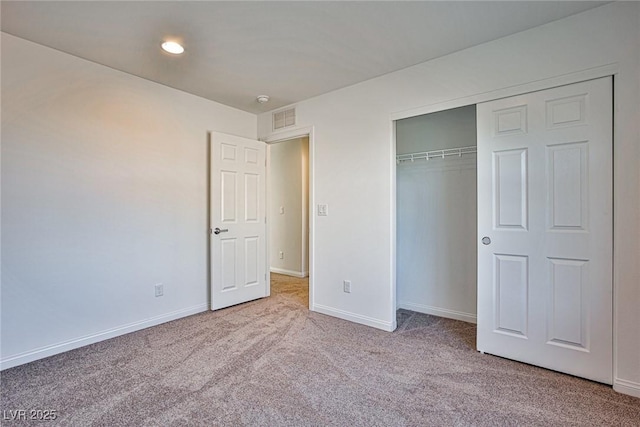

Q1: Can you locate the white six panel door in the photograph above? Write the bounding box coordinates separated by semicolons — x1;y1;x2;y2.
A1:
477;77;613;384
210;132;267;310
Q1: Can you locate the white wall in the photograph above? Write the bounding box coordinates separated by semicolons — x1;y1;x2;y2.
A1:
396;106;477;322
257;2;640;396
269;137;309;277
0;33;256;368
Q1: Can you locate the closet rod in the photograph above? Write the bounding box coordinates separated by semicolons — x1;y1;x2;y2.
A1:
396;145;477;164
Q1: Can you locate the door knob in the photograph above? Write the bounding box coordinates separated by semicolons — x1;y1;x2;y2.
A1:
482;236;491;245
213;227;228;235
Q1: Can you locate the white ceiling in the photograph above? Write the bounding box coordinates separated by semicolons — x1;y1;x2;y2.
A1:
1;1;608;114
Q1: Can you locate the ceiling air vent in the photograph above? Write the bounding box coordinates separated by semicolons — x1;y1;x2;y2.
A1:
273;108;296;131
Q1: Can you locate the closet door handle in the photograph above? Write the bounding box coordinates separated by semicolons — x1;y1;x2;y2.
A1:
481;236;491;245
213;227;228;235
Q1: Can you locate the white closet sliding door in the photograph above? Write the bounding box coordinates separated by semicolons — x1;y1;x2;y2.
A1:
477;77;613;384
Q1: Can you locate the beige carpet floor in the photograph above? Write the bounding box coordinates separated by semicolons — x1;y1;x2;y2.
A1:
1;273;639;426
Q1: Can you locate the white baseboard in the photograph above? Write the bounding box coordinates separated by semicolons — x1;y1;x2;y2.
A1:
614;378;640;398
270;267;308;278
312;303;396;332
398;301;477;324
0;303;208;371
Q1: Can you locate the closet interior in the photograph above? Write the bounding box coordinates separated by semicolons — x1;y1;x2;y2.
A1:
396;105;478;323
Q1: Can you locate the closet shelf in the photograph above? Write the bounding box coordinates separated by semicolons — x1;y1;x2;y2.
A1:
396;145;477;164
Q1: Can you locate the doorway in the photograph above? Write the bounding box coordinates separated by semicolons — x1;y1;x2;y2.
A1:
266;132;312;309
208;128;314;312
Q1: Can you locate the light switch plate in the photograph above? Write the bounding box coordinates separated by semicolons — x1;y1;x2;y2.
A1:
317;204;328;216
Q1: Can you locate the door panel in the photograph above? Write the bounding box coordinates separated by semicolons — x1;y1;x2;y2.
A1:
493;149;528;230
244;173;260;222
547;257;589;349
221;238;237;291
494;254;529;337
211;132;267;310
221;171;237;222
477;77;612;384
244;236;259;286
547;142;588;230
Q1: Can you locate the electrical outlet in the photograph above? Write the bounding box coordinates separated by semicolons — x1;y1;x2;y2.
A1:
279;251;284;259
155;283;164;297
343;280;351;293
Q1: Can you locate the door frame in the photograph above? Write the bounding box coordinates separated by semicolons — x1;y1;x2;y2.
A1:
264;126;315;310
390;63;619;378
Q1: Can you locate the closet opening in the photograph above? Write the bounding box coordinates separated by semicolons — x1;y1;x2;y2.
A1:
394;77;613;383
395;105;478;324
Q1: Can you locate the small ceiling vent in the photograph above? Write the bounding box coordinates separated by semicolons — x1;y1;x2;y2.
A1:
273;108;296;131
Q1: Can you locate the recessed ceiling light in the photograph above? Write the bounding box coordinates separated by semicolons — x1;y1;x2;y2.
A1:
161;41;184;55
